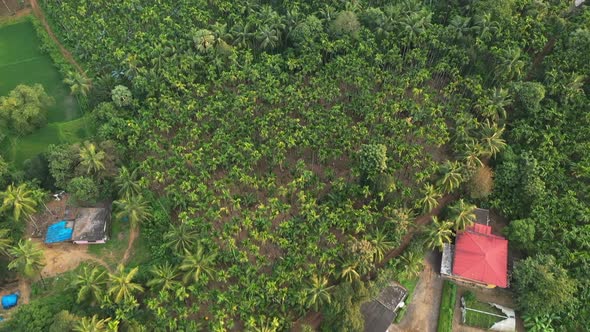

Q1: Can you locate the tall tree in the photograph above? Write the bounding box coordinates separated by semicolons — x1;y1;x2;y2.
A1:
8;239;45;280
114;195;152;229
449;199;477;231
163;223;198;256
303;274;333;312
437;161;464;194
147;262;180;292
0;228;12;256
107;265;144;303
1;183;39;222
73;315;111;332
79;142;106;175
115;166;142;198
72;265;108;305
424;216;454;251
418;183;442;213
180;244;217;284
64;71;92;97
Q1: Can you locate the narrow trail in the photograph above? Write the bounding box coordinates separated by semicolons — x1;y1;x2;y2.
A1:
28;0;86;76
122;227;139;263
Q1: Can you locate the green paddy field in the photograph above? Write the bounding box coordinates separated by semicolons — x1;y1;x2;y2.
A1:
0;19;88;166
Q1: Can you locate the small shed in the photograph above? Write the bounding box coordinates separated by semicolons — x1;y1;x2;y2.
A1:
71;207;111;244
361;284;408;332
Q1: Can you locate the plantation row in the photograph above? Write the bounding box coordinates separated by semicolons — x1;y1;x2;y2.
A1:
0;0;588;331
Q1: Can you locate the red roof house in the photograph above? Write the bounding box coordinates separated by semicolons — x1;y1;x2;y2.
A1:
450;225;508;288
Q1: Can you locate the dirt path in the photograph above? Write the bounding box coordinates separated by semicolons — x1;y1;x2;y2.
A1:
122;226;139;263
387;251;444;332
28;0;86;76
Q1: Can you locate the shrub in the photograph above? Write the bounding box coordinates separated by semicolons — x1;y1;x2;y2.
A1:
330;11;360;37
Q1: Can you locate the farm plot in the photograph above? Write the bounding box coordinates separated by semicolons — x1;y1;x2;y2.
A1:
0;19;85;165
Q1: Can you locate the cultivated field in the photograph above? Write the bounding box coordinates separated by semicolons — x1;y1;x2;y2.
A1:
0;19;86;165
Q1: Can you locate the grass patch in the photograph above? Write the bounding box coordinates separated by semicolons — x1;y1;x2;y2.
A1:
87;217;129;268
393;275;419;323
437;281;457;332
0;19;84;165
0;116;90;166
463;293;506;329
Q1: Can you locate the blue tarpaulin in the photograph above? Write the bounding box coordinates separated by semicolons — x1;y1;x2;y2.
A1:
45;221;73;244
1;294;18;309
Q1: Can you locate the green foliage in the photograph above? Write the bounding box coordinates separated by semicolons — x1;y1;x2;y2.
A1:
437;281;456;332
358;144;388;179
0;289;76;332
48;310;80;332
67;176;99;204
330;11;360;38
290;15;323;47
0;84;54;136
321;280;369;332
512;254;576;318
111;85;132;108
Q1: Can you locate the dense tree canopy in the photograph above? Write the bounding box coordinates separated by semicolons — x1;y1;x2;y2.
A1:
0;0;587;330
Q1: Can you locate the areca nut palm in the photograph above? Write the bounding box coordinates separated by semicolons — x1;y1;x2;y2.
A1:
108;264;144;303
8;239;45;279
450;199;477;231
1;183;38;222
180;244;217;284
114;195;152;229
73;314;111;332
425;216;454;251
147;262;181;292
72;265;108;304
79;142;106;174
304;274;333;311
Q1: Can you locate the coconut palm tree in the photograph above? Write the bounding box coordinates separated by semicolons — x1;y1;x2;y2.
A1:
79;142;106;175
180;244;217;284
114;195;152;229
437;161;464;194
418;183;442;213
193;29;215;53
370;229;395;262
462;141;485;171
480;121;507;158
0;228;12;256
107;265;144;303
1;183;38;222
450;199;477;231
64;71;92;97
73;315;111;332
115;166;142;198
8;239;45;280
424;216;454;251
231;21;254;48
72;265;108;305
163;223;199;256
399;251;424;279
256;26;279;50
147;262;180;292
304;274;333;311
339;258;361;282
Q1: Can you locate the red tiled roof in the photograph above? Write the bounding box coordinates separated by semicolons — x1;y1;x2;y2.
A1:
452;225;508;288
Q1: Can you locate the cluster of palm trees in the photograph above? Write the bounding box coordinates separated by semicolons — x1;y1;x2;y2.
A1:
424;199;477;251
